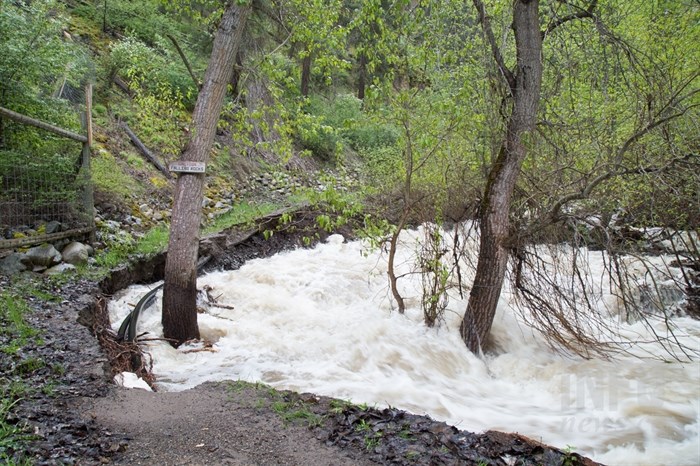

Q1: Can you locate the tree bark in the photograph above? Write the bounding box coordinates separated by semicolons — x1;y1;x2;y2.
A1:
300;48;312;97
357;53;367;100
162;2;251;347
460;0;542;353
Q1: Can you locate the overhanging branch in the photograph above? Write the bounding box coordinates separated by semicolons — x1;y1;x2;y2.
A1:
548;153;698;222
542;0;598;39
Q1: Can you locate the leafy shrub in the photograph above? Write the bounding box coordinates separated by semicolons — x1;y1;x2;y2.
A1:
307;94;399;152
295;116;341;162
0;0;88;151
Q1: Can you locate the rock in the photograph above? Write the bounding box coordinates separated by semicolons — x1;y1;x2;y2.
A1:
26;243;62;268
0;252;32;275
45;263;77;275
44;220;62;234
62;242;90;265
114;372;153;391
104;220;121;231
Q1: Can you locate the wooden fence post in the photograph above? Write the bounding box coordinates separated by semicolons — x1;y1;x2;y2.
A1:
82;84;96;243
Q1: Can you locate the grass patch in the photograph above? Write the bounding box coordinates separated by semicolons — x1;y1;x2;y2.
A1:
92;147;144;200
203;201;280;234
271;399;323;427
0;397;32;463
0;293;40;354
135;225;170;255
0;291;42;463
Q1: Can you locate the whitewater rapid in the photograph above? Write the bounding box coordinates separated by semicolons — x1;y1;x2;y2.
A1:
108;231;700;465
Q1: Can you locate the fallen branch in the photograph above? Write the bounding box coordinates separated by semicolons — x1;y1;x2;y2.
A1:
121;122;172;179
0;106;87;142
112;75;132;96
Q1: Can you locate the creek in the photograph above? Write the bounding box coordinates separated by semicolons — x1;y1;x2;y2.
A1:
108;228;700;466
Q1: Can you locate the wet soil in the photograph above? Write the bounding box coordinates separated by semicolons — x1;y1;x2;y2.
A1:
2;211;601;465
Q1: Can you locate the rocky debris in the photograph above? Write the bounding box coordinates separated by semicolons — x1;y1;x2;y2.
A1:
1;277;118;465
45;263;77;274
0;241;92;277
262;390;601;466
0;252;32;274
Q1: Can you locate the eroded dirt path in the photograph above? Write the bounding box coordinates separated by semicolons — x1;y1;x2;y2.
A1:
81;383;373;466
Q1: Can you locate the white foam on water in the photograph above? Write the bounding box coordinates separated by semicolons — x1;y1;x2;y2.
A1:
108;231;700;465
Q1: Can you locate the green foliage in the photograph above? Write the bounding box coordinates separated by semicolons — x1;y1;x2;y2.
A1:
135;226;170;256
271;399;323;427
106;36;197;108
419;224;450;327
0;290;42;462
295;114;342;162
93;229;136;269
307;94;399;152
0;0;89;119
0;149;82;223
562;445;578;466
74;0;209;52
0;292;40;354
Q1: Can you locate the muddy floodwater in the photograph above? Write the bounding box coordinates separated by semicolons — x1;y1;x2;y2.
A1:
110;230;700;466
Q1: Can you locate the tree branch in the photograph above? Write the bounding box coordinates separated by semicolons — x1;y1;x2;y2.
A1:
548;153;697;223
167;35;202;90
472;0;515;91
542;0;597;39
122;122;172;179
616;102;700;162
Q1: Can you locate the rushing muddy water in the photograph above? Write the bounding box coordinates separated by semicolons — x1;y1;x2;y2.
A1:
109;229;700;465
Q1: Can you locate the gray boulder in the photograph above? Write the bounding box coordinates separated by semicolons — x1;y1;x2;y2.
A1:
45;263;76;275
44;220;62;234
26;243;62;269
0;253;32;275
61;241;90;265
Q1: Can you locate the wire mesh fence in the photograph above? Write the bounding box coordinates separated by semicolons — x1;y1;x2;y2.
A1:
0;151;89;233
0;97;94;249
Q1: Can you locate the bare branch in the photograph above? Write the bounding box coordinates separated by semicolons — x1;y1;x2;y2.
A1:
542;0;598;39
616;101;700;162
472;0;515;91
548;153;698;222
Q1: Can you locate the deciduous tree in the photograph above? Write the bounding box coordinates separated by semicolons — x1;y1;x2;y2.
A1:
162;1;252;346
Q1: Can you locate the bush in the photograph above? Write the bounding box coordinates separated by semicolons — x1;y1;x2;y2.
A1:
306;94;399;152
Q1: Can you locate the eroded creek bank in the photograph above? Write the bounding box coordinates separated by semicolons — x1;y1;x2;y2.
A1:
6;208;600;465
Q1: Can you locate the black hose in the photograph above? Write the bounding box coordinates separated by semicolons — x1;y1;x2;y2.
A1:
117;283;163;342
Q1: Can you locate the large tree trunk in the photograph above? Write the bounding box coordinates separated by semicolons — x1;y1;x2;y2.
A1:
162;2;251;347
460;0;542;353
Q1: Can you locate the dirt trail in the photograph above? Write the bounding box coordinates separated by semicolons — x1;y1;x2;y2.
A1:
81;383;373;466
